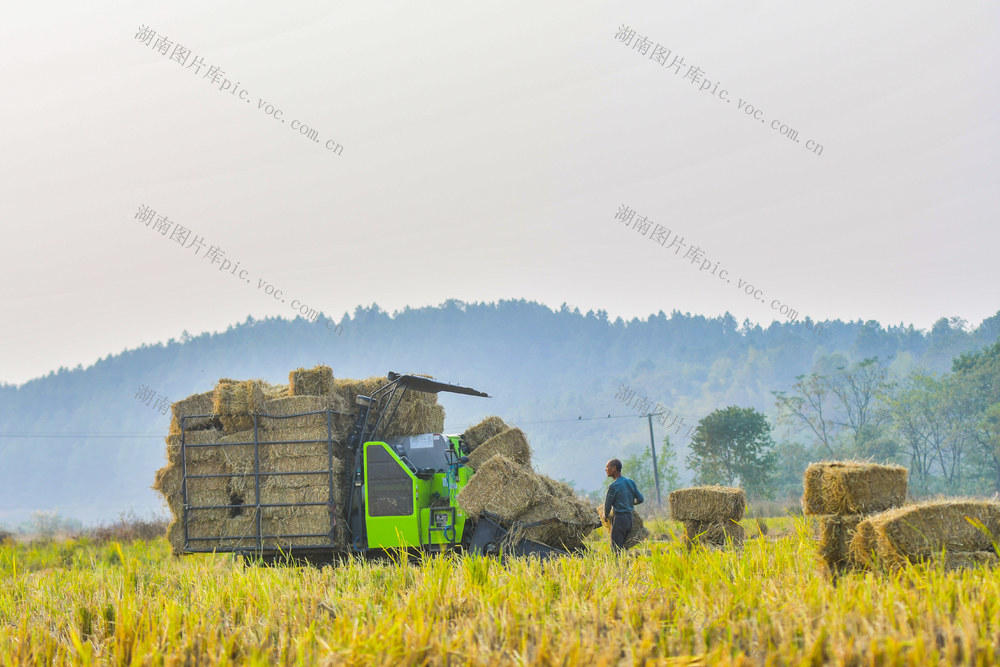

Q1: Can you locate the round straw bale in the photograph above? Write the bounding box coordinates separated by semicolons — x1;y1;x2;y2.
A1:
669;486;746;522
467;428;532;470
462;417;509;452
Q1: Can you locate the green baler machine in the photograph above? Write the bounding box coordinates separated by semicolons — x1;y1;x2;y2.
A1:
177;372;565;561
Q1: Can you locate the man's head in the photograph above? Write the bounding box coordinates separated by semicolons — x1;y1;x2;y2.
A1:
605;458;622;478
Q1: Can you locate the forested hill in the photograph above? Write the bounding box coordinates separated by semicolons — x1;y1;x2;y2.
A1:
2;300;999;525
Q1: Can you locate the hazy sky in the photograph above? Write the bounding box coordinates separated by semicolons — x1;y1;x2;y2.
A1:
1;1;998;385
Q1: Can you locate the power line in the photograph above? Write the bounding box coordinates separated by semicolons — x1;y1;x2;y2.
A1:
519;411;663;425
2;413;668;438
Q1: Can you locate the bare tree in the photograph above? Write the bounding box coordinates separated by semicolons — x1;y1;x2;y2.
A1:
773;373;839;456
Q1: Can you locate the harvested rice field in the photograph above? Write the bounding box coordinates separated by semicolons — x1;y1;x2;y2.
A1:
4;515;1000;665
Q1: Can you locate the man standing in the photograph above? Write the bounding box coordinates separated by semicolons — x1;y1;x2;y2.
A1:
604;458;645;553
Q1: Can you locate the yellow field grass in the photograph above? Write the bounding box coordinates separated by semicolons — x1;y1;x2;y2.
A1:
1;516;998;665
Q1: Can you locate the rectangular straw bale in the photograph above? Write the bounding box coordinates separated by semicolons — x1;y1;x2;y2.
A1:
513;503;598;551
669;486;746;522
169;504;341;554
803;461;908;515
168;391;216;436
289;365;335;396
260;424;348;463
333;375;444;437
263;383;289;401
826;462;907;515
817;514;864;571
456;455;545;521
625;512;650;549
165;429;224;464
872;500;1000;566
849;518;879;568
510;476;600;550
467;428;532;470
260;394;348;431
390;400;445;437
683;519;745;548
230;458;345;507
463;417;509;452
213;379;267;432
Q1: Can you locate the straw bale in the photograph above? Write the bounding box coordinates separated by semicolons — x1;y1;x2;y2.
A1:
803;461;908;515
816;514;864;571
509;476;600;550
872;500;1000;566
289;365;335;396
167;504;339;554
260;394;349;431
456;455;545;521
260;424;349;463
168;391;216;436
467;428;532;470
683;519;745;548
849;518;879;568
390;400;445;436
625;512;649;549
263;384;289;400
165;429;224;464
213;379;267;432
333;375;444;437
802;463;828;515
669;486;746;522
463;417;509;452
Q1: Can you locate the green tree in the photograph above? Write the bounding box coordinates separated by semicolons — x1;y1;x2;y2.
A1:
687;406;777;498
951;340;1000;492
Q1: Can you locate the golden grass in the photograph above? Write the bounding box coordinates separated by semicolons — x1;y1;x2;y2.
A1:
5;517;1000;664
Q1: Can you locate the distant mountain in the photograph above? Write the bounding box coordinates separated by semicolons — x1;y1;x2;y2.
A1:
2;300;998;525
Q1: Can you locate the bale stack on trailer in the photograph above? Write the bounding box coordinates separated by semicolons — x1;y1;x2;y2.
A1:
669;486;747;549
456;418;600;551
801;461;908;573
850;500;1000;571
154;365;445;555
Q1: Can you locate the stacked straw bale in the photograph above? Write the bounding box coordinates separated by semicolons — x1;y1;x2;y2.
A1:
803;461;908;515
456;428;599;551
849;500;1000;570
289;365;334;396
155;367;447;555
802;461;908;572
467;428;532;470
168;390;216;436
462;416;509;453
455;455;546;521
670;486;746;548
213;379;267;433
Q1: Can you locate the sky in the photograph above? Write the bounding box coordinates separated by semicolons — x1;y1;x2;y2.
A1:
1;0;998;385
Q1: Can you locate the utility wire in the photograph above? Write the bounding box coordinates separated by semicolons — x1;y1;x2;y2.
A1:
1;414;667;438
